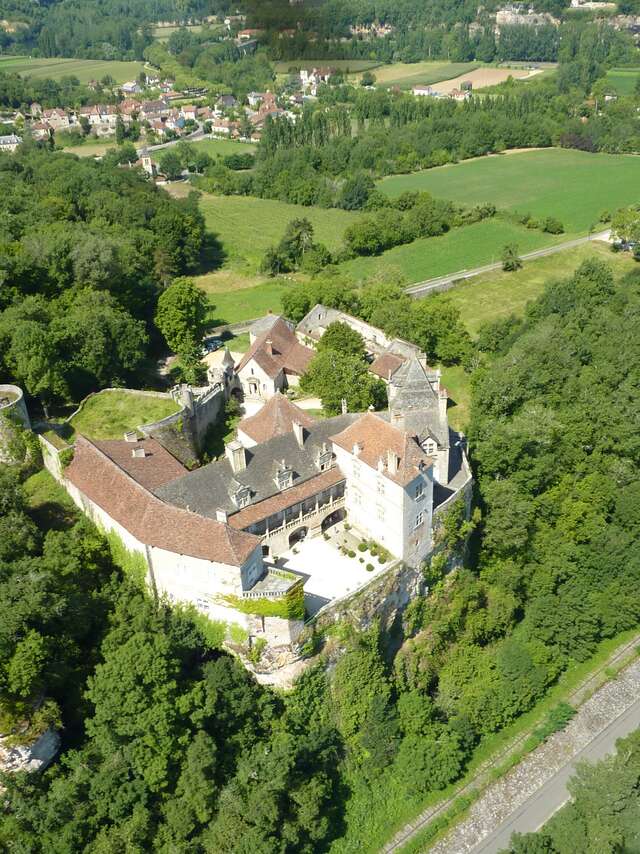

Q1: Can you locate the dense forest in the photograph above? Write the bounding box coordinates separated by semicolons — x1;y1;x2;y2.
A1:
0;147;205;412
1;254;639;850
503;729;640;852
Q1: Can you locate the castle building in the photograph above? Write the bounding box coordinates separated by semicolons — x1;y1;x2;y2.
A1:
44;314;471;654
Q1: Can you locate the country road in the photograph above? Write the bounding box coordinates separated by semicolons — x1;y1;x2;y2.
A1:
404;230;611;298
469;695;640;853
427;654;640;854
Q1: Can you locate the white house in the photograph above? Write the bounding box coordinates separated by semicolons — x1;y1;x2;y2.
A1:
0;133;21;152
236;317;314;402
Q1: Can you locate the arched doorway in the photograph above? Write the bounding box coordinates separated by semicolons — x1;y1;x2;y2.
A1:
321;508;346;532
288;527;308;547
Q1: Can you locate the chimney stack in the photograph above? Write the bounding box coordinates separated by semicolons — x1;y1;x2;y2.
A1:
216;508;228;523
124;431;138;442
353;441;362;456
341;398;348;414
438;387;448;422
265;338;273;356
132;447;147;459
226;440;247;473
387;448;398;475
292;421;305;447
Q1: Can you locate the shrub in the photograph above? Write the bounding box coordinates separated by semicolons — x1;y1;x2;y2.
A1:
359;557;364;563
249;637;267;665
366;563;374;572
348;549;356;558
543;216;564;234
358;542;368;552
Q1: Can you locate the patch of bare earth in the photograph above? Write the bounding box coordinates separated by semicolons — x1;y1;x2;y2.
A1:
432;67;541;94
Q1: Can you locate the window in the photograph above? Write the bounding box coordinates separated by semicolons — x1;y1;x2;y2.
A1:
352;489;362;506
377;505;385;521
352;461;360;478
414;511;424;529
415;482;424;501
377;479;385;496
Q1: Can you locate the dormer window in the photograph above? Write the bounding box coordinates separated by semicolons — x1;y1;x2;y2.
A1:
232;485;251;509
275;459;293;490
422;438;437;456
316;443;332;472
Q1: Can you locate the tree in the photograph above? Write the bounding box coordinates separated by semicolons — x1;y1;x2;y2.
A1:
610;205;640;245
316;321;366;358
115;115;125;145
502;243;523;271
159;149;183;181
300;349;386;414
155;277;207;366
338;173;375;210
361;71;376;87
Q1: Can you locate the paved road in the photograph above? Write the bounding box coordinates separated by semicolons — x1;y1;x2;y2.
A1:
404;230;611;298
470;697;640;853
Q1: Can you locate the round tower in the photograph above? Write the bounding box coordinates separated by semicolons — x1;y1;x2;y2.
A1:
0;384;31;463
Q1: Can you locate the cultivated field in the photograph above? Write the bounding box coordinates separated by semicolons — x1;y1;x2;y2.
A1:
379;149;640;233
370;60;479;90
198;193;358;270
605;67;640;96
431;66;540;94
341;218;564;285
152;24;204;40
0;56;145;83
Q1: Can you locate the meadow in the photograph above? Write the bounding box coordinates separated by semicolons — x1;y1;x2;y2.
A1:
0;56;144;83
369;61;480;90
341;217;564;284
604;67;640;95
198;193;359;270
67;390;179;440
187;138;257;158
379;149;640;233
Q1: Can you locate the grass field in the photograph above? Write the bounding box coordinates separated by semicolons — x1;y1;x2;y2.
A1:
68;390;179;440
370;61;480;90
187;138;257;158
152;24;204;40
204;277;295;326
341;218;563;285
198;193;358;270
60;140;115;158
0;56;144;83
444;240;633;337
23;469;78;532
605;67;640;96
379;149;640;233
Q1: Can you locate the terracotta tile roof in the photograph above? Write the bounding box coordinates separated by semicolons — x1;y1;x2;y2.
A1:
238;392;315;444
66;436;259;567
370;352;405;381
92;438;187;492
237;317;314;379
330;412;433;487
228;466;343;529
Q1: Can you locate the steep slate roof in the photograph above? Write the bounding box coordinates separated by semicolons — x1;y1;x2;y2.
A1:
93;438;187;492
236;317;314;379
330;412;433;487
228;467;343;530
66;436;259;567
156;413;360;520
238;392;315;445
388;357;448;445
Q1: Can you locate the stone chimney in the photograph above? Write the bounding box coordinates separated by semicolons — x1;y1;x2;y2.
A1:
216;508;228;523
124;431;138;442
438;387;448;422
387;448;398;475
132;447;147;458
377;456;385;473
292;421;305;447
391;410;404;429
353;441;362;456
341;398;348;414
264;338;273;356
226;440;247;473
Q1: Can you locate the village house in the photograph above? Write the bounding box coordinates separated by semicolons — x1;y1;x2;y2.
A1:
0;133;22;152
41;108;70;130
236;316;314;401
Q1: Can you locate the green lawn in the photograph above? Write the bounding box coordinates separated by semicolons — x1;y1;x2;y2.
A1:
0;56;144;83
206;278;294;325
152;24;205;40
605;67;640;96
23;469;78;532
198;193;358;271
444;239;634;337
67;390;179;440
371;61;480;90
341;218;563;285
188;138;257;158
60;140;115;158
379;149;640;233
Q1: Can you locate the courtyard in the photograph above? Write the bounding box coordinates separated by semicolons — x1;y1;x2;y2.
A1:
277;525;395;616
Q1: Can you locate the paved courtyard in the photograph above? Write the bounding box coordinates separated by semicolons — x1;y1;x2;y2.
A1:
278;530;392;616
